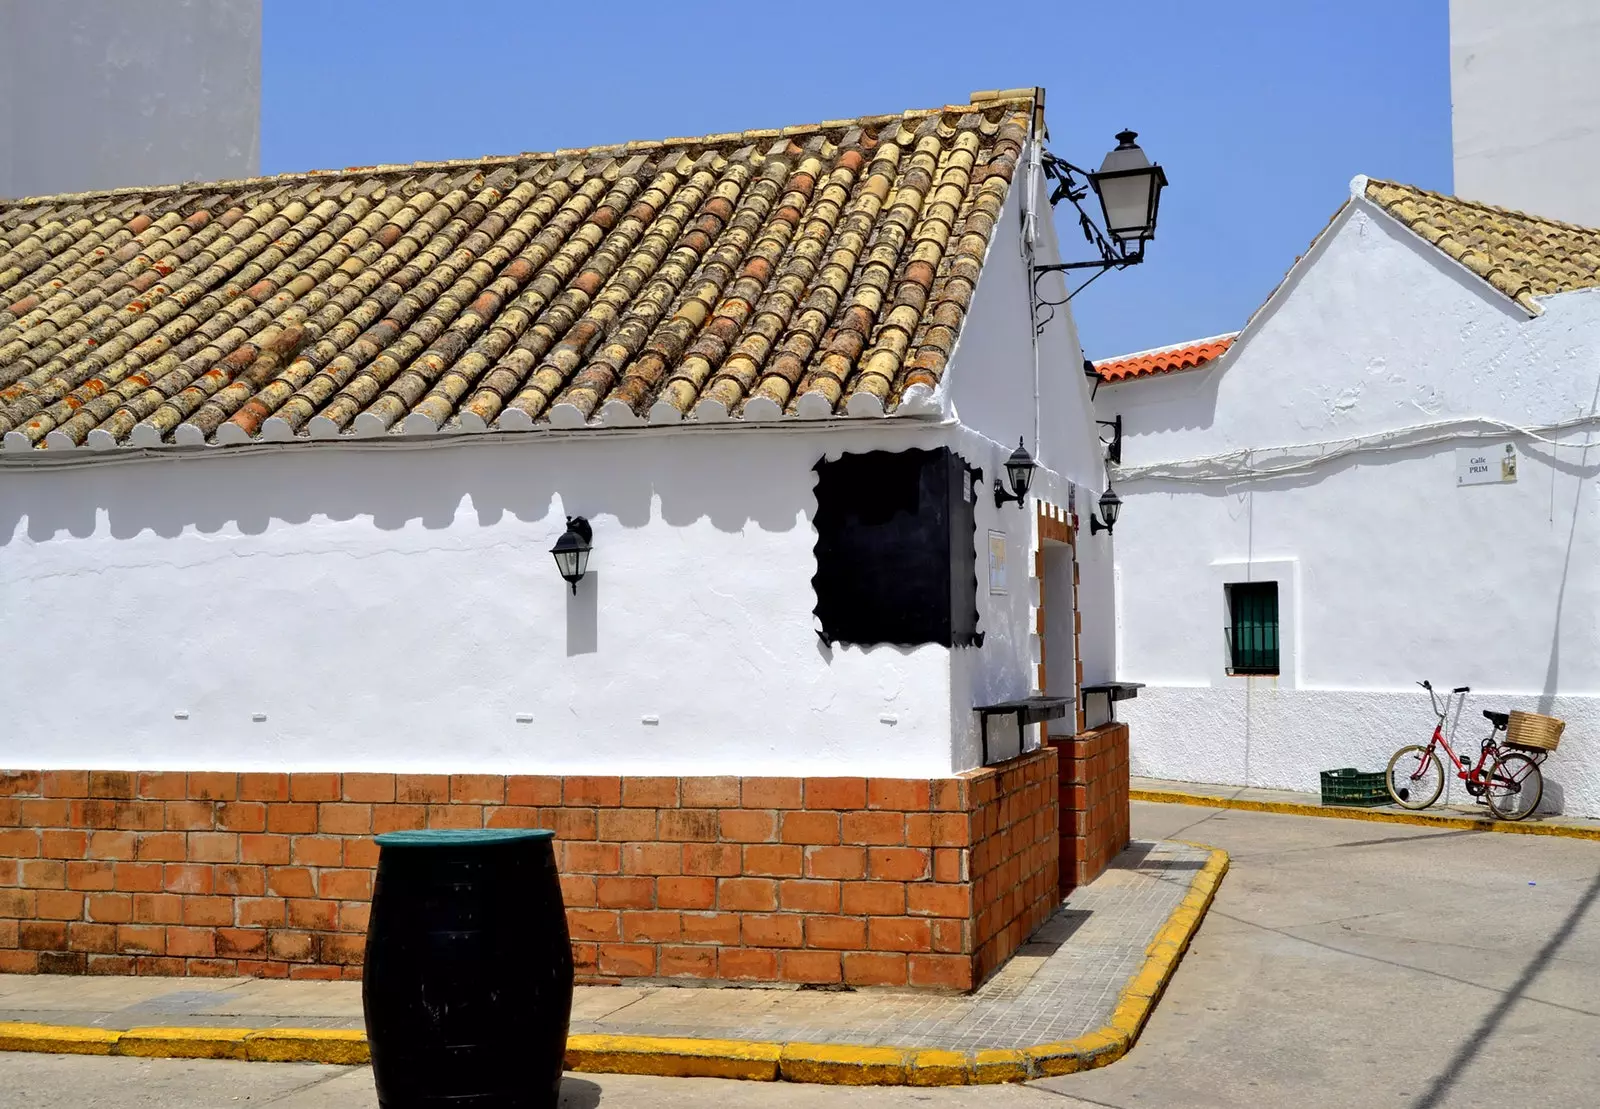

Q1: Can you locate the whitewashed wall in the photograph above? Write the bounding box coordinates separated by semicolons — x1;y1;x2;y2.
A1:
0;423;1065;777
944;148;1107;763
1099;193;1600;816
1451;0;1600;226
0;0;260;199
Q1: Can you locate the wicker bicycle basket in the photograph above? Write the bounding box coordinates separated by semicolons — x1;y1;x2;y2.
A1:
1506;710;1565;752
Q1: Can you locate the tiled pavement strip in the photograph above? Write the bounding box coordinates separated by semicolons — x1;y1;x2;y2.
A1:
0;840;1206;1052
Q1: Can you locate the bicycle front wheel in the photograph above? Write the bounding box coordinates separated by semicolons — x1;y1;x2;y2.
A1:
1485;751;1544;820
1387;745;1444;809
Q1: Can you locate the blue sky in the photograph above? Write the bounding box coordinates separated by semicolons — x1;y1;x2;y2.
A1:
263;1;1450;360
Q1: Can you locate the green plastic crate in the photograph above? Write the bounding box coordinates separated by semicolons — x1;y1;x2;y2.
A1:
1319;767;1389;807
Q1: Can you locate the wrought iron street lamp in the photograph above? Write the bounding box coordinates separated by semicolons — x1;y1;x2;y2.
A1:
550;516;593;593
1032;130;1168;306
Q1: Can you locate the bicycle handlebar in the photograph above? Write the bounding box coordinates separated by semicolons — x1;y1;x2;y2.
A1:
1418;680;1471;718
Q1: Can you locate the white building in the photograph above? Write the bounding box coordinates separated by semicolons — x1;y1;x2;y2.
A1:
0;89;1109;780
0;0;260;199
1451;0;1600;226
1096;176;1600;817
0;89;1126;988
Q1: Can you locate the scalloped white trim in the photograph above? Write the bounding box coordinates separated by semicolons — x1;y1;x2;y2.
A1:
43;431;76;451
400;412;438;436
845;392;885;418
173;424;206;447
86;429;117;451
129;424;164;448
307;416;341;439
599;399;644;427
795;392;834;419
261;417;295;442
2;431;30;452
214;423;251;446
897;383;939;415
691;398;728;422
546;402;588;429
352;413;388;438
741;396;782;422
458;411;489;433
648;401;683;425
496;408;534;432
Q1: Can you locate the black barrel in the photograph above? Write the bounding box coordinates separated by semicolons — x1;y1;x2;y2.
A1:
363;828;573;1108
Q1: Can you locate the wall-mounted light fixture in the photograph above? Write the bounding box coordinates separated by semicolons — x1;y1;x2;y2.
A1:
1097;414;1123;466
993;439;1038;509
550;516;593;594
1089;486;1122;536
1031;130;1169;324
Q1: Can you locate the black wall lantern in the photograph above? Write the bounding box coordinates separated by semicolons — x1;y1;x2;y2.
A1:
550;516;593;593
1089;486;1122;536
993;439;1037;509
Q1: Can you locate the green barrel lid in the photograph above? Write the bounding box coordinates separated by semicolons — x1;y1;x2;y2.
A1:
375;828;555;847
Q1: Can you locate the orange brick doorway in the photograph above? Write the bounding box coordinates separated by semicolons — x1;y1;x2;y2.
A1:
1037;507;1130;898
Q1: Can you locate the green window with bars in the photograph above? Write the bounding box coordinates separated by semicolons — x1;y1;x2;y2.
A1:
1227;582;1279;675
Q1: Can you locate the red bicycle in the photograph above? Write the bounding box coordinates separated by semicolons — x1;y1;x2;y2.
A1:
1385;681;1545;820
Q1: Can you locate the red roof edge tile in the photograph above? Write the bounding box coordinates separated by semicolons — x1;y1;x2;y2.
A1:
1093;333;1239;383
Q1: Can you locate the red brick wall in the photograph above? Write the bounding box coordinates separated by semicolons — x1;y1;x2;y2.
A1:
0;751;1056;991
1050;723;1130;894
968;750;1060;984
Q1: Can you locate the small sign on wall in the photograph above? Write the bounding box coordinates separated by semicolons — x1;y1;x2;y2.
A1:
1456;443;1517;486
988;531;1008;594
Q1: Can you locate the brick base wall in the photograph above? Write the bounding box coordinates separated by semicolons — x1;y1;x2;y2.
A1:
0;751;1056;992
1050;723;1130;894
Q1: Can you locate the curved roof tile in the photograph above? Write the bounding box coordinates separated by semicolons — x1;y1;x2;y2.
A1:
0;91;1040;454
1094;333;1237;382
1364;179;1600;313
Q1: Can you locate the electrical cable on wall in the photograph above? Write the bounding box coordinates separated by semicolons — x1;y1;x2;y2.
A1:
1114;412;1600;486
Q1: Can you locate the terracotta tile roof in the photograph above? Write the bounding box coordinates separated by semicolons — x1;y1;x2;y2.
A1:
1094;333;1237;382
0;90;1040;452
1364;178;1600;313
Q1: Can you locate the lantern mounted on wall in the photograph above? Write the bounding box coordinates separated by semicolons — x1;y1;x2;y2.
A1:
550;516;593;593
1089;486;1122;536
993;439;1038;509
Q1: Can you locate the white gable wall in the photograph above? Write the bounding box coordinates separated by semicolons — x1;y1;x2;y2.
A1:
1099;197;1600;815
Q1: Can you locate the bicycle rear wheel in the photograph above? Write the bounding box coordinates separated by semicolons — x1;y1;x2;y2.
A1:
1485;751;1543;820
1386;745;1444;809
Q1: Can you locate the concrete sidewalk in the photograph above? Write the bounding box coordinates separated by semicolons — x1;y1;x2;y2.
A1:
1133;775;1600;837
0;840;1219;1083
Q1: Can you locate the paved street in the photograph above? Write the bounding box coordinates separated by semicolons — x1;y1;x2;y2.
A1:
3;801;1597;1108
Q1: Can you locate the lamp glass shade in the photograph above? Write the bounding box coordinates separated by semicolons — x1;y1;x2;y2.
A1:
1091;131;1166;242
1004;439;1036;500
1098;487;1122;529
550;517;592;588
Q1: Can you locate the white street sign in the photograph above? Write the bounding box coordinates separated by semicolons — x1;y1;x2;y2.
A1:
1456;443;1517;486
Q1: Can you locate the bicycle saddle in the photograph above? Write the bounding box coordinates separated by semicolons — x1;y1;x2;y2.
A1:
1483;709;1510;729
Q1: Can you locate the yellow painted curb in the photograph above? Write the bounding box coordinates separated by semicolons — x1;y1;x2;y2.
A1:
971;1047;1031;1084
0;845;1229;1085
245;1028;370;1065
566;1034;780;1081
0;1021;121;1056
116;1026;253;1060
906;1048;969;1086
779;1042;909;1085
1131;787;1600;840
